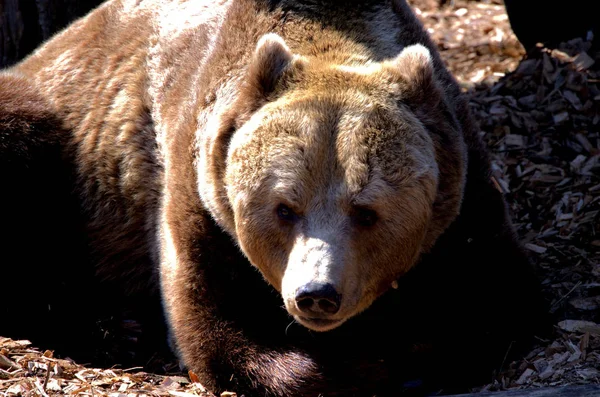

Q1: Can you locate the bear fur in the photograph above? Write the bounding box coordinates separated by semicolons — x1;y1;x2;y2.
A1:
1;0;548;396
0;70;169;367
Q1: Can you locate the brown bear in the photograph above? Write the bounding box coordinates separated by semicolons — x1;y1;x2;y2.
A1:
1;0;548;396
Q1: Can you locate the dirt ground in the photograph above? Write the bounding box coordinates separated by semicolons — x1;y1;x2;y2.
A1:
1;0;599;396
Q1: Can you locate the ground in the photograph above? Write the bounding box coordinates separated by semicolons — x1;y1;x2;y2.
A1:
1;0;599;395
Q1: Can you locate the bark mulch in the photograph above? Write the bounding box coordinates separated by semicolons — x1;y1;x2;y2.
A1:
411;0;600;392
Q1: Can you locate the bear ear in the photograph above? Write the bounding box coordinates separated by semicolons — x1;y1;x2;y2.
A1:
384;44;440;106
244;33;297;102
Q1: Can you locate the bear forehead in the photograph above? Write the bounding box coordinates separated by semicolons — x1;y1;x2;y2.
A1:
268;60;431;151
233;87;434;206
293;60;401;100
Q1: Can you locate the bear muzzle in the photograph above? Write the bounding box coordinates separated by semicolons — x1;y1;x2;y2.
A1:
281;236;357;331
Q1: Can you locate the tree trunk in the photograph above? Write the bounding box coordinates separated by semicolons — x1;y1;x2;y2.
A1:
0;0;104;67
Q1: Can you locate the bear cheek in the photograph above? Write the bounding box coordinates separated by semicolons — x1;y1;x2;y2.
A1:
347;239;396;309
356;217;427;299
233;204;291;291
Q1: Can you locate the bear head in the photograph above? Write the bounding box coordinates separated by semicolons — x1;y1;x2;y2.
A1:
198;34;466;332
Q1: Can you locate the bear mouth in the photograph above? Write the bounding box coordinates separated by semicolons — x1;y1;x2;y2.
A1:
296;316;345;331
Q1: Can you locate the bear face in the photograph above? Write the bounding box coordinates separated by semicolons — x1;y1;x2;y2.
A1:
203;35;460;332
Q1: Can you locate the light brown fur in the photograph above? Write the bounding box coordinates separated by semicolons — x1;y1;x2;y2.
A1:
3;0;546;396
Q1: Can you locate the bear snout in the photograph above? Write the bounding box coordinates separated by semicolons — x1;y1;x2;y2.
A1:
295;282;341;315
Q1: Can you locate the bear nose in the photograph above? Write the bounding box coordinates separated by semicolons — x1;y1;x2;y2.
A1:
295;282;341;315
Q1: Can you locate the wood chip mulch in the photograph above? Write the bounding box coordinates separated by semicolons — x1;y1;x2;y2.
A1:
465;32;600;397
0;338;218;397
1;0;599;395
410;0;526;89
412;0;600;392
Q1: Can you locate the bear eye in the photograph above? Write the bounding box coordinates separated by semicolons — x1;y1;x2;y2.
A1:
352;207;378;228
277;204;298;222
